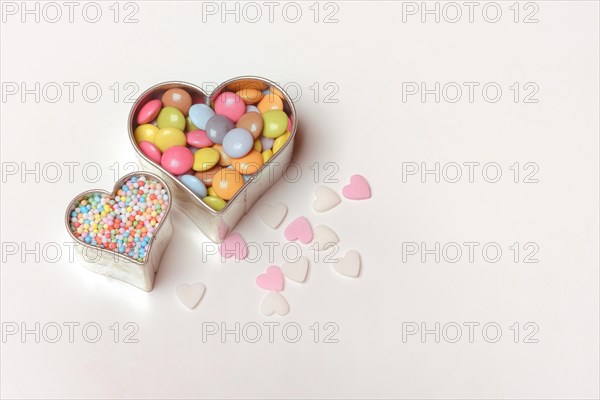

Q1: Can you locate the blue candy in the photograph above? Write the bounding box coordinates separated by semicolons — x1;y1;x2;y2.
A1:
179;174;208;198
260;136;274;151
189;104;215;130
222;128;254;158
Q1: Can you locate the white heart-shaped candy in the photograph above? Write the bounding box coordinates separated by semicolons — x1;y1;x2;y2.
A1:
176;282;206;309
313;186;341;213
260;291;290;316
258;203;288;229
281;256;309;283
334;250;361;278
312;225;340;251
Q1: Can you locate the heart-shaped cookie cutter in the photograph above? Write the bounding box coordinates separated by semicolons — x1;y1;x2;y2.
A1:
64;171;174;291
128;76;298;243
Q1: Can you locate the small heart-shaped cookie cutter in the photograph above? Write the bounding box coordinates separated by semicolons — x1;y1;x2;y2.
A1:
64;171;174;291
128;76;298;243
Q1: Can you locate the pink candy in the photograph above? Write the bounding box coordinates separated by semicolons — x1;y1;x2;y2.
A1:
161;146;193;175
219;232;248;260
186;129;213;148
136;99;162;124
284;216;313;244
139;141;162;164
342;175;371;200
214;92;245;123
256;266;284;291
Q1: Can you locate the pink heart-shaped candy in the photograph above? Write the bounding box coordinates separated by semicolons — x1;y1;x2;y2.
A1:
219;232;248;260
342;175;371;200
284;216;313;244
256;265;284;291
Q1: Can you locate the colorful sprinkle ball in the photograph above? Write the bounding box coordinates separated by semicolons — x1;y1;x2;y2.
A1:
69;175;169;262
133;86;294;212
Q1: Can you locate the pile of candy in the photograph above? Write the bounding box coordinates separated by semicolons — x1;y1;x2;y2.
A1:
133;86;293;212
68;175;169;262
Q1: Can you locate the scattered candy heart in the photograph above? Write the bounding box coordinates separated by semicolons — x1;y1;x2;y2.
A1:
312;225;340;251
260;291;290;316
284;216;313;243
281;257;309;283
334;250;361;277
342;175;371;200
176;283;206;309
219;232;248;260
256;265;284;291
313;186;341;213
258;203;288;229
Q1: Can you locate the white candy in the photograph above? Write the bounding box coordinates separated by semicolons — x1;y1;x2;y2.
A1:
334;250;361;278
313;186;341;213
282;256;309;283
258;203;287;229
176;283;206;310
311;225;339;251
260;291;290;316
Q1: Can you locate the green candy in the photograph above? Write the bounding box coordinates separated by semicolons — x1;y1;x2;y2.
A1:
261;109;288;138
157;106;186;130
203;196;226;211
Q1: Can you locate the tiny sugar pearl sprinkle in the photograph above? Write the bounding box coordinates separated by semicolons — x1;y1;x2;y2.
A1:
69;175;169;262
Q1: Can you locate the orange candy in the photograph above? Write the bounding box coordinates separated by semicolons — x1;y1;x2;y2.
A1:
231;150;264;175
236;112;264;139
212;168;245;200
212;144;232;167
162;88;193;115
236;88;264;105
257;93;283;113
194;165;223;187
267;87;285;99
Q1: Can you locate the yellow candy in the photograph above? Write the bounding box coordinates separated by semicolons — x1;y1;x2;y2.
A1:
203;195;226;211
134;124;159;144
207;187;217;197
262;149;273;163
254;139;262;152
193;148;220;172
154;127;186;152
186;117;199;132
262;110;288;138
157;106;186;130
272;131;290;153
